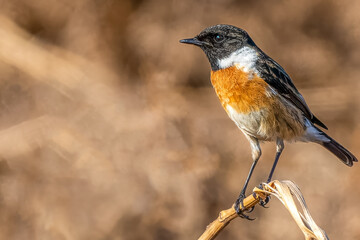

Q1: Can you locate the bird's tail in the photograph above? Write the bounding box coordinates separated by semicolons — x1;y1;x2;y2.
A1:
318;131;358;167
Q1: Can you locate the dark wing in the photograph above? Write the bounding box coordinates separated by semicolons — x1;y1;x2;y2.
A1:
256;53;328;130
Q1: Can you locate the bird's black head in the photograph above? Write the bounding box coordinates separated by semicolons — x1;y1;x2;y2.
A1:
180;24;256;70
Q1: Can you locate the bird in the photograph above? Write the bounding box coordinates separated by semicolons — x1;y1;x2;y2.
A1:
180;24;357;219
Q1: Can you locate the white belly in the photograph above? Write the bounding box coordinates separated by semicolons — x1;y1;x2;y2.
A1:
225;103;308;141
226;105;271;140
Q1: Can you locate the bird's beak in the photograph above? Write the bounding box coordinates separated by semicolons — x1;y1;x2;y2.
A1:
179;37;204;46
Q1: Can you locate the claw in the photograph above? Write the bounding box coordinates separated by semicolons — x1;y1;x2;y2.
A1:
257;183;270;208
259;196;270;208
234;194;255;221
239;212;255;221
247;206;255;213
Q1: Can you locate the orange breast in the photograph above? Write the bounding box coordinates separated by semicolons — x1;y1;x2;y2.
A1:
210;66;305;140
211;66;274;114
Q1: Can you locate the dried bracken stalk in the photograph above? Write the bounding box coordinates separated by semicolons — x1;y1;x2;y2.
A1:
197;181;328;240
261;181;329;240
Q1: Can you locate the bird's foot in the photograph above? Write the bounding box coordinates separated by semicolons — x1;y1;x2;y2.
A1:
259;196;270;208
234;193;255;221
257;183;271;208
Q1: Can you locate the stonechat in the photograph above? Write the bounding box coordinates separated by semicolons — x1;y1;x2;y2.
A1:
180;24;357;218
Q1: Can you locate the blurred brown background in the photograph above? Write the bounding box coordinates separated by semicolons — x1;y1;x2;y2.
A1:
0;0;359;239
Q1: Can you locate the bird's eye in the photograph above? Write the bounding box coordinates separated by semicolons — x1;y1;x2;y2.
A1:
214;34;225;43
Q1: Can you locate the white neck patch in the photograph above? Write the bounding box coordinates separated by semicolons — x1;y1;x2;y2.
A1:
218;47;258;74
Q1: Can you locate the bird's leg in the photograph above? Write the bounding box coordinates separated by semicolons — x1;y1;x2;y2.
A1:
267;138;284;182
234;138;261;220
259;138;284;207
235;160;258;220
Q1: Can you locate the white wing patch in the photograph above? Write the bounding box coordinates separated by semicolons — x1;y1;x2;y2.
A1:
266;86;277;97
218;46;259;74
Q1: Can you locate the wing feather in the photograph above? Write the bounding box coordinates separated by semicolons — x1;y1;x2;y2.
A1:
256;53;328;130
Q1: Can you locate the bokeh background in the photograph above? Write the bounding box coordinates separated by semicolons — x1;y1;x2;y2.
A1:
0;0;359;239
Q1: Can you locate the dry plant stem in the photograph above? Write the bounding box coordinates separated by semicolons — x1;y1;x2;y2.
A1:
198;184;273;240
